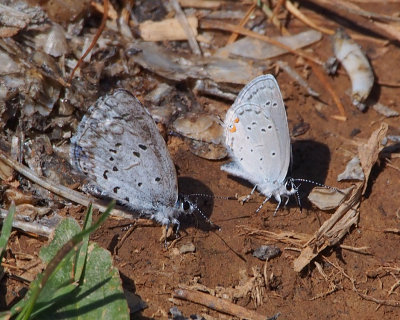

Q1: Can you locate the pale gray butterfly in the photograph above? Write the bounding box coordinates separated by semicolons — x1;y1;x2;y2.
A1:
70;89;198;230
222;74;324;214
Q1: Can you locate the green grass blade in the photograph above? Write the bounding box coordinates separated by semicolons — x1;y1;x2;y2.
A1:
0;203;16;263
74;204;93;282
0;203;16;282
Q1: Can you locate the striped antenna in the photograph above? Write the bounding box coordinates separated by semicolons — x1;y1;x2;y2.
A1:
291;178;343;194
181;194;221;230
187;193;235;200
294;182;302;213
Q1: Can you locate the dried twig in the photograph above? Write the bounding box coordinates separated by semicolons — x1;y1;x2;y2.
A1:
263;260;269;289
226;3;256;45
115;225;136;255
91;0;117;19
270;0;286;22
0;208;60;237
238;225;309;247
69;0;109;82
377;81;400;88
388;278;400;296
276;60;319;97
357;292;400;307
285;0;334;35
308;60;347;120
170;0;202;55
339;244;371;255
173;289;268;320
303;0;400;42
330;0;400;22
179;0;221;9
383;228;400;234
255;0;289;34
323;256;356;287
310;261;339;300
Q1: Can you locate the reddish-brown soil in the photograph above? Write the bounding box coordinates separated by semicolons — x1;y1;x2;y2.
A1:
2;2;400;320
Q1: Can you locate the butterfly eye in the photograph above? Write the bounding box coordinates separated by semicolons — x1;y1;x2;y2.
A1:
286;182;292;191
182;200;191;211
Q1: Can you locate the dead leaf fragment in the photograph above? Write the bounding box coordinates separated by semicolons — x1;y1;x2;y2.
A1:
294;123;387;272
337;157;365;181
294;183;362;272
308;186;354;210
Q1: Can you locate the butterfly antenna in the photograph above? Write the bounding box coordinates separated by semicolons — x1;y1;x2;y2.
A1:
184;194;221;230
194;202;221;231
295;184;302;213
188;193;234;200
292;178;344;194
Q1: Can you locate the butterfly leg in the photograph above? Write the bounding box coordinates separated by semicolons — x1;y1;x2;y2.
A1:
273;195;282;216
164;223;170;248
283;195;290;206
255;196;271;213
173;218;181;236
162;219;180;248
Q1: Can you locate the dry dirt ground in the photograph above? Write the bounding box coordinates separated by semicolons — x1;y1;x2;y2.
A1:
2;1;400;320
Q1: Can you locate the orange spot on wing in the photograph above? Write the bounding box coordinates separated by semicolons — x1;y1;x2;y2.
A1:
229;125;236;133
234;118;239;123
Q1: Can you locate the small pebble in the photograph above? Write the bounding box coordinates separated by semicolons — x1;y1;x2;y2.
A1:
144;83;173;105
350;128;361;137
169;306;204;320
170;306;183;319
253;245;281;261
179;242;196;254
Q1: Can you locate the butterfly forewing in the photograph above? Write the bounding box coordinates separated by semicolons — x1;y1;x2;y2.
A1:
70;89;179;211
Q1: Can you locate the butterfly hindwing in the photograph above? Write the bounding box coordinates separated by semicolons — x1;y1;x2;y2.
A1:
223;75;291;186
70;89;179;212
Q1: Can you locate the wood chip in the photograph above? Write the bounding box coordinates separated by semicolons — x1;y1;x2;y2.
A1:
358;122;388;194
139;16;198;42
179;0;221;9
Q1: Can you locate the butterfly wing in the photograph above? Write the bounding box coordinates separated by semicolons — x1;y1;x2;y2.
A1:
222;75;291;187
70;89;178;212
